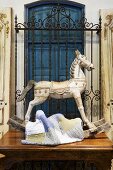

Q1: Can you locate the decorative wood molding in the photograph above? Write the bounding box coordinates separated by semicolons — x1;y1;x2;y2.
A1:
104;15;113;27
104;14;113;39
0;13;9;37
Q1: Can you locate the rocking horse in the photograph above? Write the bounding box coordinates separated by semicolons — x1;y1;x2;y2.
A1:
17;50;97;132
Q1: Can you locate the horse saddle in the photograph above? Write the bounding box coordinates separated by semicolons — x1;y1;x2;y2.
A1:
50;80;70;94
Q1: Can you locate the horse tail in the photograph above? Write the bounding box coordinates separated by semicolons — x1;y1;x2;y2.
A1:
17;80;35;102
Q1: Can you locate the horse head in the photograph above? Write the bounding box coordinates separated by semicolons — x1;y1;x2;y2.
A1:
75;50;94;71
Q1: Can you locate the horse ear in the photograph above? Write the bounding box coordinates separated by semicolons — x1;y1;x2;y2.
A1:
75;49;80;57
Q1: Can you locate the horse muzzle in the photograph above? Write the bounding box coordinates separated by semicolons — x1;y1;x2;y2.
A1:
87;64;95;71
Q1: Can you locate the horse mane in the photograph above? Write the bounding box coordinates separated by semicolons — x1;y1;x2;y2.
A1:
70;58;78;78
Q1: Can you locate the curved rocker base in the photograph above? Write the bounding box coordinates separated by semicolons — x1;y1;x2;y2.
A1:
8;116;111;140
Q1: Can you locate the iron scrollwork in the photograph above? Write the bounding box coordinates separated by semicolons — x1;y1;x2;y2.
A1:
15;5;101;31
84;89;100;102
84;89;100;119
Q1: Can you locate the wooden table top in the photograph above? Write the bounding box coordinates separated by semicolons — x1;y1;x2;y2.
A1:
0;130;112;151
0;130;112;163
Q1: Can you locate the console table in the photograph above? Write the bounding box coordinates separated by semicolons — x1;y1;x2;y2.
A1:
0;130;112;170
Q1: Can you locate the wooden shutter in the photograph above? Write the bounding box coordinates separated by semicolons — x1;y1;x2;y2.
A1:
100;9;113;140
0;8;12;138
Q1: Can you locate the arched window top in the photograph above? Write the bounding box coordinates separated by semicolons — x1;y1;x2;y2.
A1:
25;1;85;30
25;0;85;9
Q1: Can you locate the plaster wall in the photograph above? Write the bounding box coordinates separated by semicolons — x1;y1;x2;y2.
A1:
1;0;113;23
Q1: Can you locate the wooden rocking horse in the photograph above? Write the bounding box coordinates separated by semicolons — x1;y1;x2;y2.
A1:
8;50;110;139
17;50;97;132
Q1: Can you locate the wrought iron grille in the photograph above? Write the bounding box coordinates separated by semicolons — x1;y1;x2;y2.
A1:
15;3;101;121
15;7;100;30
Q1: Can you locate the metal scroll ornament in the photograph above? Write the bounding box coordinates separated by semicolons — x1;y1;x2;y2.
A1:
84;89;100;102
15;5;101;31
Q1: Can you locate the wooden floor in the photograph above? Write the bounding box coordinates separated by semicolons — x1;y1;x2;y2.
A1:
0;130;113;170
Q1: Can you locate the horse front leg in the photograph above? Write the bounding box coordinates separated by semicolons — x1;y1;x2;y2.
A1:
73;91;97;132
25;96;48;123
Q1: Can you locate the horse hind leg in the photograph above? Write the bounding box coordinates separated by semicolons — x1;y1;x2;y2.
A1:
73;92;97;132
25;96;48;123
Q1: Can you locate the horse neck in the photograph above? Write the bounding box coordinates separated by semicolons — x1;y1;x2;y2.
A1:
70;59;85;79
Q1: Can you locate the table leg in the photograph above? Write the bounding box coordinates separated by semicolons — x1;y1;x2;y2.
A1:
94;160;112;170
0;154;5;170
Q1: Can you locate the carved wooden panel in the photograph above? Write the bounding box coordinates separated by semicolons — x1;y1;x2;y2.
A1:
0;8;11;138
10;161;96;170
